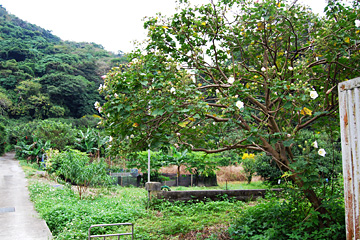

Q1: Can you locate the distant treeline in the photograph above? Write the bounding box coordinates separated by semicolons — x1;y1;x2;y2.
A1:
0;5;127;119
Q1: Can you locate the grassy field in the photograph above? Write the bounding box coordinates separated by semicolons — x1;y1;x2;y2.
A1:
21;161;270;239
29;180;249;239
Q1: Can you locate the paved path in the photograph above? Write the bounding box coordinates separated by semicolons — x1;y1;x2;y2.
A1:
0;152;53;240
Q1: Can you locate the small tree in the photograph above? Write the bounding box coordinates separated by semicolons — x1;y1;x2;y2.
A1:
100;0;360;227
161;146;189;186
241;153;256;184
51;150;113;199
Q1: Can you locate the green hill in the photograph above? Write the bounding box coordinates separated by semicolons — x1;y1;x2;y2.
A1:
0;5;126;119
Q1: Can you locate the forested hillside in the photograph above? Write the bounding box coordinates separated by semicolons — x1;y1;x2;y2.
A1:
0;5;126;119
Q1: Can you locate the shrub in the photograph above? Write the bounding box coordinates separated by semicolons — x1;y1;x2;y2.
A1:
33;119;76;150
241;153;256;184
228;191;345;240
47;150;114;198
0;123;6;155
254;153;282;185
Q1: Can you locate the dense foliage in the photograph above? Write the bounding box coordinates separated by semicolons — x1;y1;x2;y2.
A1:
0;122;6;155
99;0;358;229
46;150;114;199
229;191;345;240
0;5;126;119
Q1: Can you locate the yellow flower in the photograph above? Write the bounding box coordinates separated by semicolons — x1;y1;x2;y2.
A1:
277;2;281;7
242;153;255;160
300;107;312;116
132;123;139;127
162;26;169;29
345;37;350;43
201;22;206;26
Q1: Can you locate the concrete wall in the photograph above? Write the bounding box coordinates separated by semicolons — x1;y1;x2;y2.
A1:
157;189;282;202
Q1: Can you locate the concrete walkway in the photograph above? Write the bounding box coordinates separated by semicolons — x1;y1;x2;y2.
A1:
0;152;53;240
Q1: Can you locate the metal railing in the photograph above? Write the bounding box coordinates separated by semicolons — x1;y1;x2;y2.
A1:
88;223;133;240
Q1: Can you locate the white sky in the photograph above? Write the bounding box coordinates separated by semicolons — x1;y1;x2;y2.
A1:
0;0;327;54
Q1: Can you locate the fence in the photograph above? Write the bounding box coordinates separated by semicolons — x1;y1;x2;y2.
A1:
88;223;133;240
339;77;360;240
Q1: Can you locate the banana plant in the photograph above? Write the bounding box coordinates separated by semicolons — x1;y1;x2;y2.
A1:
161;146;189;186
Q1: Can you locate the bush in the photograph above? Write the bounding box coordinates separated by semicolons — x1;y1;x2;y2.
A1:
47;149;114;198
241;153;256;184
33;119;76;150
7;119;77;151
254;153;282;185
228;191;345;240
0;122;6;155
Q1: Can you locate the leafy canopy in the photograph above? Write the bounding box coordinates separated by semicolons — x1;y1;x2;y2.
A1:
101;0;359;159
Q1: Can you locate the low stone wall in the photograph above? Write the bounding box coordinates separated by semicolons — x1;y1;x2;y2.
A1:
157;189;282;202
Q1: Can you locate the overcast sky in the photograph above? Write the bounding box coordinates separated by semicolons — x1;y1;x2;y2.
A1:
0;0;327;54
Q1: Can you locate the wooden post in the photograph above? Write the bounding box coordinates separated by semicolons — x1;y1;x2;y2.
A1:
339;77;360;240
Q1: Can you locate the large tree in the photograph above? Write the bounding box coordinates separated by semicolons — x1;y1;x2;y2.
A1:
100;0;360;226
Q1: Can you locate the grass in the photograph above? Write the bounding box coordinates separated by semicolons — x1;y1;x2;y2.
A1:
23;160;262;240
29;181;247;239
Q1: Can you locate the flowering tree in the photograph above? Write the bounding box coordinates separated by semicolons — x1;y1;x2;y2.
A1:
99;0;360;224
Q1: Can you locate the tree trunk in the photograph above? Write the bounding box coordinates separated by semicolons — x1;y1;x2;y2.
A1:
291;175;330;228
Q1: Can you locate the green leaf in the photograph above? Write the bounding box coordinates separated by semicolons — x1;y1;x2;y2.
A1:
151;108;164;116
283;139;295;147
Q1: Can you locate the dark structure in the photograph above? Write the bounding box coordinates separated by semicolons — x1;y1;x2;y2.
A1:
158;189;283;202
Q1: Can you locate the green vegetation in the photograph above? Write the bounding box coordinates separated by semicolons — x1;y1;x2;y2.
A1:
229;190;345;240
47;150;114;199
0;0;355;239
29;180;245;239
100;0;354;233
0;5;126;120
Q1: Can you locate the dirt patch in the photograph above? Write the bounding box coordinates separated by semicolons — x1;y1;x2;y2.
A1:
172;223;230;240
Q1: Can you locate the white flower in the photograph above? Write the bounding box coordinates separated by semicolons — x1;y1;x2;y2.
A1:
261;67;266;72
213;122;216;125
170;87;176;94
355;20;360;28
114;93;118;98
109;136;113;142
287;134;291;138
132;58;138;64
312;140;318;148
98;84;103;91
228;76;235;84
236;100;244;109
310;90;318;99
318;148;326;157
101;75;107;79
191;75;196;84
288;66;293;71
94;101;100;109
215;89;219;94
98;107;102;113
130;134;134;138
